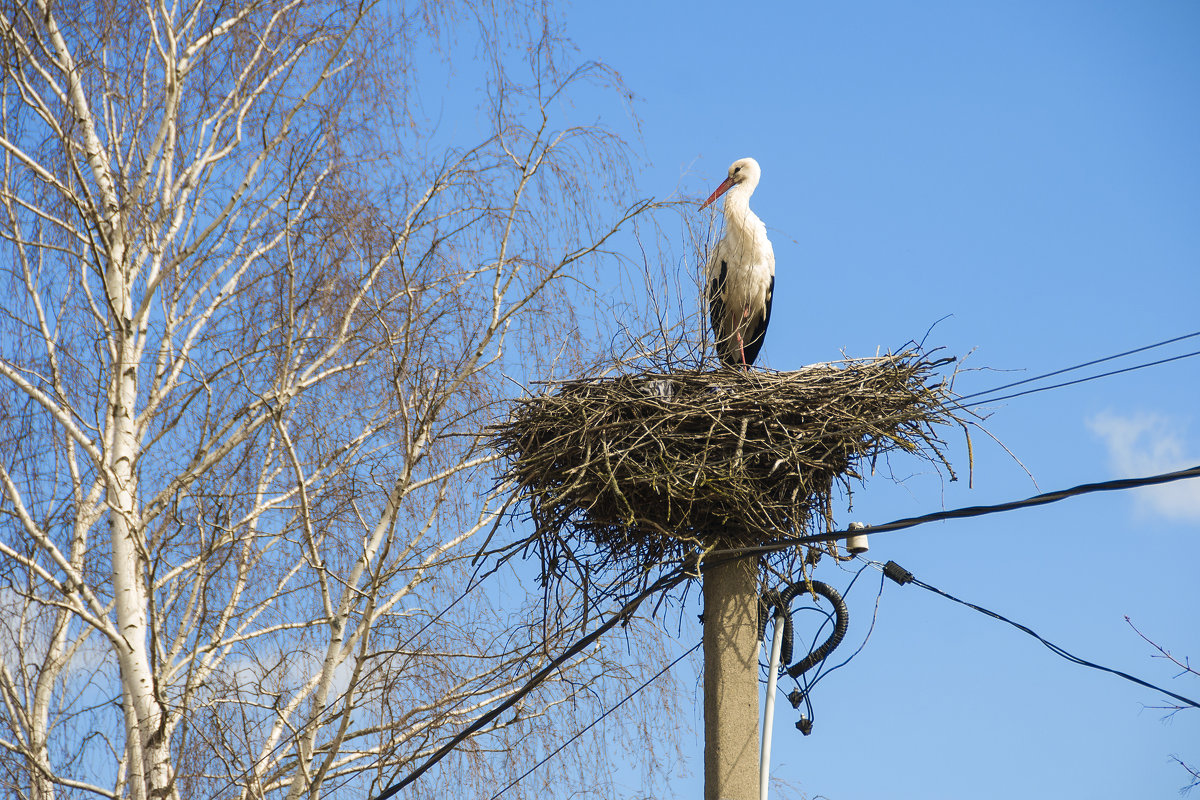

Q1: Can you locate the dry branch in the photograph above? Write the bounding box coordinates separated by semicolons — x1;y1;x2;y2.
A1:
492;351;961;581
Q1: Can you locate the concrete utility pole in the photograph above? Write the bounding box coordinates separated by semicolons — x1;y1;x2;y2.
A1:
703;554;760;800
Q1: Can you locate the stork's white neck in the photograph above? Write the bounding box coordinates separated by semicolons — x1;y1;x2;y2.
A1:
721;182;765;244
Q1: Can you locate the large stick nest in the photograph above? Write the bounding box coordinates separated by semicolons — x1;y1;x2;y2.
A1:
492;352;961;576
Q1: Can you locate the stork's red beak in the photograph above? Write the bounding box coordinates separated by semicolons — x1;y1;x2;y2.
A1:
699;176;735;211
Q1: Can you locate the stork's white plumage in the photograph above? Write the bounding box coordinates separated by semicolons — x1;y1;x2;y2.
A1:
700;157;775;368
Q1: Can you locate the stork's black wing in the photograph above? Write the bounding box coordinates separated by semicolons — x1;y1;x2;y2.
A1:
708;258;736;366
740;274;773;367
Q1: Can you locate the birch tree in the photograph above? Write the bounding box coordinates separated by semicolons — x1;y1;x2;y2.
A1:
0;1;672;798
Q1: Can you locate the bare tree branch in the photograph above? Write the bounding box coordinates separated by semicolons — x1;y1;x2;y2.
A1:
0;2;690;799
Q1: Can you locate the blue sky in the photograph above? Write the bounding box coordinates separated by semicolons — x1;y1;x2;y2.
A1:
539;2;1200;798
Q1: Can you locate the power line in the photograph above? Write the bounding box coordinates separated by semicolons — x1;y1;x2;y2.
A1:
369;567;691;800
488;641;701;800
796;562;887;701
880;560;1200;710
711;463;1200;559
769;562;882;731
955;347;1200;408
203;547;517;800
954;329;1200;404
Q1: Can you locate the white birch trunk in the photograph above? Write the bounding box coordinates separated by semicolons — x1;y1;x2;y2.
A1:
0;3;678;798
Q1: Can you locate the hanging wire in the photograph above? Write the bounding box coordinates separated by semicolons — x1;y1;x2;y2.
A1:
773;561;886;733
710;463;1200;558
202;545;521;800
787;605;837;731
953;329;1200;405
370;566;692;800
801;562;887;697
882;560;1200;710
952;347;1200;409
488;642;702;800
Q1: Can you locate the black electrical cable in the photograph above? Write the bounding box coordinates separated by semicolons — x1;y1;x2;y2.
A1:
368;566;690;800
757;580;850;680
952;347;1200;409
710;463;1200;559
487;641;701;800
758;588;794;666
953;329;1200;405
787;606;835;735
202;545;516;800
801;563;886;697
784;582;848;679
788;336;1200;482
881;560;1200;710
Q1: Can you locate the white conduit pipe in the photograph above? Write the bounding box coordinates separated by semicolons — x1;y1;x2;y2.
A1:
760;610;786;800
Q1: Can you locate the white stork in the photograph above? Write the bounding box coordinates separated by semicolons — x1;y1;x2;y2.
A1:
700;157;775;368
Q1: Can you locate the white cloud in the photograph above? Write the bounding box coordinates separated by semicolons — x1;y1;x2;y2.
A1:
1086;411;1200;522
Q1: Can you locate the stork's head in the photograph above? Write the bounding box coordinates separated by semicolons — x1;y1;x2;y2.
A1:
699;157;761;210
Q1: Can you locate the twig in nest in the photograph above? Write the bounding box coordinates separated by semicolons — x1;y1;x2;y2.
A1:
491;351;962;593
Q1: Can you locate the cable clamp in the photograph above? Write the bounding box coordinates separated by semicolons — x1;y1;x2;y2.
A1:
883;560;914;586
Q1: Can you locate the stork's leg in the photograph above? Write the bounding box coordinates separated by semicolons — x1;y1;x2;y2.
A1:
738;305;750;367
